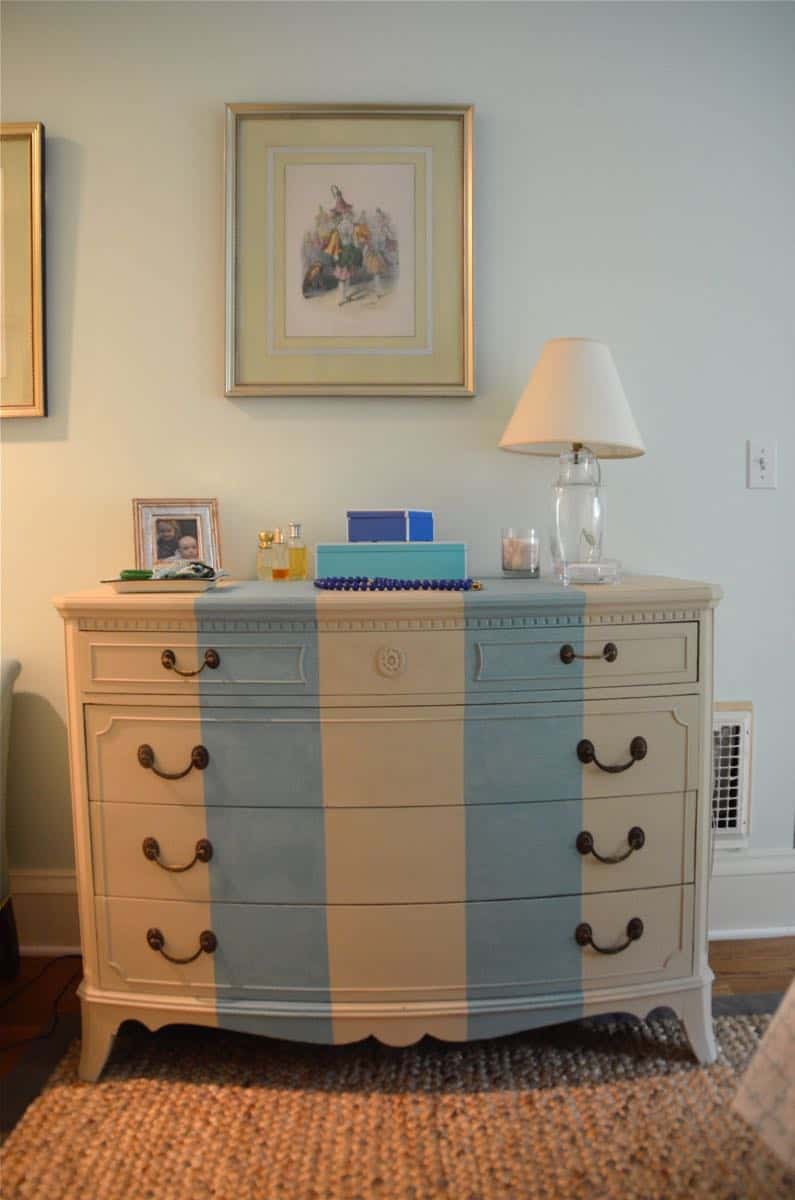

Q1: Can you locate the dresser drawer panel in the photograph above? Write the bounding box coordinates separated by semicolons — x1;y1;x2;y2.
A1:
324;807;465;903
96;897;330;1001
78;631;318;695
466;792;695;900
467;622;698;693
318;629;465;697
90;803;327;904
320;709;464;808
464;696;698;803
467;885;694;1001
326;903;467;1003
86;706;323;807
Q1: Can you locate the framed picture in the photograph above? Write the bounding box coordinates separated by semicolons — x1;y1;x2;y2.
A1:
225;103;474;398
133;498;222;571
1;122;46;418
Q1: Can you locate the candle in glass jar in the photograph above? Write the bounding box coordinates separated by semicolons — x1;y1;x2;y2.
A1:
501;528;540;578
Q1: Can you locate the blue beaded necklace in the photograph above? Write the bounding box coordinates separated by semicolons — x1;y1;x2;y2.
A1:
314;576;483;592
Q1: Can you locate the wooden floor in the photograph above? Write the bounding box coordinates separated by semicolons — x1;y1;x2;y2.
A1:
0;956;82;1076
709;936;795;996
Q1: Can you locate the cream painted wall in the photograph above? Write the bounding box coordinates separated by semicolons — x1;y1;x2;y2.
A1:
2;1;793;871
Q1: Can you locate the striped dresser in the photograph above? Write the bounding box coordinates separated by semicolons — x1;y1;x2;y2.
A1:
55;575;721;1081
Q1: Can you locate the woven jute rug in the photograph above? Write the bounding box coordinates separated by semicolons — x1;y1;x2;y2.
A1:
3;1013;793;1200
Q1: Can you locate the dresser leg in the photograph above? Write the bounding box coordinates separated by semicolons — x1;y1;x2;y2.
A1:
679;987;717;1065
79;1003;119;1082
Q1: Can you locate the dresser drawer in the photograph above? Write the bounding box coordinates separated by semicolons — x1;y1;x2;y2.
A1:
91;790;694;905
467;622;698;693
95;885;693;1003
86;697;699;808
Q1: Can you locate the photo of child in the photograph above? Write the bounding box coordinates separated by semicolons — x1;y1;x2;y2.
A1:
155;517;201;564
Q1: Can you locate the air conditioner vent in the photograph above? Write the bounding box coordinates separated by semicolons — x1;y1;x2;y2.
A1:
712;705;753;848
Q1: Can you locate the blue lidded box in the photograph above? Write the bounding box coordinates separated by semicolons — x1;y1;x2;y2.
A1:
316;542;466;581
347;509;434;543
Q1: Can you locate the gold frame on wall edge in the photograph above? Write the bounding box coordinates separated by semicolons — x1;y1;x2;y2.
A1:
132;498;223;571
225;103;474;398
1;122;46;418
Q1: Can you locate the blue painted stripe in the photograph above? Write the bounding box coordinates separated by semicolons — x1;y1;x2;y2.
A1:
463;702;585;804
195;588;331;1038
464;584;587;1034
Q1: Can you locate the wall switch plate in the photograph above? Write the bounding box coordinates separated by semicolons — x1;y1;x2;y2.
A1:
747;437;778;489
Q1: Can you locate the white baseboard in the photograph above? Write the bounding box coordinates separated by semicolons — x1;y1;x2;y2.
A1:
9;867;80;955
709;848;795;940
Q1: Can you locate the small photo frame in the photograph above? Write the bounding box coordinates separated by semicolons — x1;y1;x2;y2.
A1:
133;498;222;571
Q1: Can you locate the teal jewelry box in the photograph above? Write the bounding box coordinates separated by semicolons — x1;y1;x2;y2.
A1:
315;542;467;581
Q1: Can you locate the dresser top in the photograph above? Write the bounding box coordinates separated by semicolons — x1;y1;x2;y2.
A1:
54;574;721;624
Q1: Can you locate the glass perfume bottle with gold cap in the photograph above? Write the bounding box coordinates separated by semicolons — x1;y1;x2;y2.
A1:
288;522;308;581
256;531;274;581
271;528;289;580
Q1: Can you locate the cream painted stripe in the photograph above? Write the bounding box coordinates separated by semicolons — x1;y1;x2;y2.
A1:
317;590;468;1042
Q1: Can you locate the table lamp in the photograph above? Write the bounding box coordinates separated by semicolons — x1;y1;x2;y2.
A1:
498;338;645;583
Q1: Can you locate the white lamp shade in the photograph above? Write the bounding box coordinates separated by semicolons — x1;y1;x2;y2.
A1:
499;338;645;458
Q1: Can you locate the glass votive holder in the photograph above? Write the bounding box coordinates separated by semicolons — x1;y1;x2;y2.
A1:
501;527;540;578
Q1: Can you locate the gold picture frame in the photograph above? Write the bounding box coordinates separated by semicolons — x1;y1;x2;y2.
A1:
1;122;46;418
225;103;474;398
133;498;223;571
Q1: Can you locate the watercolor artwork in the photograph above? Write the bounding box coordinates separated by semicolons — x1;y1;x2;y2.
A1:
284;162;416;339
302;186;398;306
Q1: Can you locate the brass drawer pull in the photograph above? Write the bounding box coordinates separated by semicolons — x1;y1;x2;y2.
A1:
560;642;618;665
137;743;210;780
576;826;645;863
142;836;213;872
161;648;220;677
577;735;647;773
146;927;217;964
575;917;644;955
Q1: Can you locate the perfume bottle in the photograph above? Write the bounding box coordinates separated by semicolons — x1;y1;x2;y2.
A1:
271;528;289;580
256;531;274;581
288;522;308;581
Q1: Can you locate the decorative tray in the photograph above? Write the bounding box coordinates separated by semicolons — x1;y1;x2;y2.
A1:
102;579;218;594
